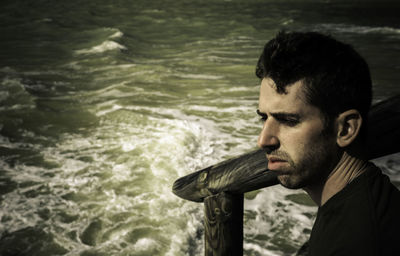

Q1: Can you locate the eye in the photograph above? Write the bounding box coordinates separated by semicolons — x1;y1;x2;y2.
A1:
256;109;267;123
278;117;299;127
272;113;300;127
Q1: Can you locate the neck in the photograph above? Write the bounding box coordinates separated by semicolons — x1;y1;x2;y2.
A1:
304;151;368;207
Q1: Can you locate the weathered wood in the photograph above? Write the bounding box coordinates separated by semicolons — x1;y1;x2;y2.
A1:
204;192;243;256
172;95;400;202
172;149;276;202
366;95;400;159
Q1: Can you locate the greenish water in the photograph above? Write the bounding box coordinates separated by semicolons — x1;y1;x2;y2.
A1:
1;0;400;255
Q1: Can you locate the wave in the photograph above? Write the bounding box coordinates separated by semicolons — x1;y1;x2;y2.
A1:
75;40;127;55
75;28;126;55
315;23;400;35
173;73;224;80
109;30;123;39
0;76;36;110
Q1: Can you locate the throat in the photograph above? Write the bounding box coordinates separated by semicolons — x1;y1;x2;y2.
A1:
304;151;368;206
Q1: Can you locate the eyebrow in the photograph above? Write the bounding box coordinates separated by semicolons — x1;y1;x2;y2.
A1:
256;109;301;120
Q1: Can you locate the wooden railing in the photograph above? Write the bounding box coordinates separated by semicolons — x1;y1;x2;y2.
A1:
172;95;400;256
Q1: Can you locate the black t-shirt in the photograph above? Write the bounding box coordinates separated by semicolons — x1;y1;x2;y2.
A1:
308;163;400;256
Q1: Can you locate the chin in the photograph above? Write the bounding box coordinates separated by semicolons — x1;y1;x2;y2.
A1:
277;174;306;189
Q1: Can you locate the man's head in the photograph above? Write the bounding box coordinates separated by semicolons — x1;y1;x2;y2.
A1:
256;31;372;135
256;31;372;189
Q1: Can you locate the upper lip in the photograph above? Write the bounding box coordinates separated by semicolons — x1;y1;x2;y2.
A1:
267;156;287;162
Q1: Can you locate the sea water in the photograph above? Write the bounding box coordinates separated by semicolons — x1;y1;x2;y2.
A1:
1;0;399;255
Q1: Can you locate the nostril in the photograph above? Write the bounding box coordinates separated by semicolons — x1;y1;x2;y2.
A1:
261;144;278;154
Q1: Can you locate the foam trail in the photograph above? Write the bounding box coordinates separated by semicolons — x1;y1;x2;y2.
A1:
75;40;127;54
315;23;400;35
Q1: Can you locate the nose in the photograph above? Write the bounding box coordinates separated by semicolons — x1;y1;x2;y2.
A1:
257;120;280;152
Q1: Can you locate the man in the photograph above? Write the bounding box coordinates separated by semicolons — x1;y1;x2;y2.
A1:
256;31;400;255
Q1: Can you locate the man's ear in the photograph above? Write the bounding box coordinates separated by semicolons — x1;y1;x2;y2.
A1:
336;109;363;148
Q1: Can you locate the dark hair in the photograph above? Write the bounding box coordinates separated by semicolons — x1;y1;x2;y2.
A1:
256;31;372;138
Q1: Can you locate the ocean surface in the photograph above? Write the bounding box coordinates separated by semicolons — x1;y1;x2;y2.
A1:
1;0;399;255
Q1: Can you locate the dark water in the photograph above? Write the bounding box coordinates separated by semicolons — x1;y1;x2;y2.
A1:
1;0;399;255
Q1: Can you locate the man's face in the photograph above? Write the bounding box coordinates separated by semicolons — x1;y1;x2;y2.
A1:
257;78;339;189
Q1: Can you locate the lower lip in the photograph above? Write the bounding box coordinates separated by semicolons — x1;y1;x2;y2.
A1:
268;160;288;171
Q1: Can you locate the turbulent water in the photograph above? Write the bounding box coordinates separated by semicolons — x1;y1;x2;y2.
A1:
1;0;400;255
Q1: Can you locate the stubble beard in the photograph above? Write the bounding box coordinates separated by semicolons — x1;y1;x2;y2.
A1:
276;138;338;190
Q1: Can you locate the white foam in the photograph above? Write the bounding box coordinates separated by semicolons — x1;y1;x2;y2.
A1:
244;243;281;256
189;105;252;114
0;78;275;256
0;193;43;234
225;85;259;92
96;103;123;117
0;77;36;111
109;30;123;39
133;238;160;251
73;28;126;55
316;23;400;35
174;73;224;80
75;40;127;55
244;186;316;254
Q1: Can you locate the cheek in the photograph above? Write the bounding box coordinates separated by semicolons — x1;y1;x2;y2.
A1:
290;143;307;165
283;130;325;163
281;136;307;163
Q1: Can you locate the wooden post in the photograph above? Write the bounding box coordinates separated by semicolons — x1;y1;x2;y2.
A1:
204;192;243;256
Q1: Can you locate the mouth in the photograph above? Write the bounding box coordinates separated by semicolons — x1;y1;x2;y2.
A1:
267;156;288;171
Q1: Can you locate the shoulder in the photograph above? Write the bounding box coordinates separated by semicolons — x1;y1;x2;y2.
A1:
309;163;400;256
364;163;400;255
